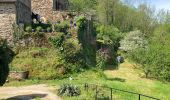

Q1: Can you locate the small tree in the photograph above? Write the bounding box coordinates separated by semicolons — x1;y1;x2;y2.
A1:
119;30;148;52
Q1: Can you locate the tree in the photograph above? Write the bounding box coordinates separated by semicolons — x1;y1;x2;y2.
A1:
128;25;170;81
96;24;122;68
96;0;118;25
0;40;14;86
119;30;148;52
68;0;97;13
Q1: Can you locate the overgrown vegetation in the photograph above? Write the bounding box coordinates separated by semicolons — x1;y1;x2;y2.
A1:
10;0;170;82
3;0;170;99
58;84;81;97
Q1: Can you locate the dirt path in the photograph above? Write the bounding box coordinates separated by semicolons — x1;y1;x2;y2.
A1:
0;84;61;100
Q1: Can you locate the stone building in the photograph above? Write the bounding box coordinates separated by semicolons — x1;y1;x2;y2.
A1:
0;0;69;43
0;0;31;43
31;0;69;23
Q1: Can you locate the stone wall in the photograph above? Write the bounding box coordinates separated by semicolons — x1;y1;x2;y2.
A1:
32;0;53;22
0;0;31;44
31;0;67;23
16;0;31;24
0;3;16;43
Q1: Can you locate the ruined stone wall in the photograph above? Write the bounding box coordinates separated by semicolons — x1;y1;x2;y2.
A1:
16;0;31;24
32;0;66;23
32;0;54;22
0;3;16;43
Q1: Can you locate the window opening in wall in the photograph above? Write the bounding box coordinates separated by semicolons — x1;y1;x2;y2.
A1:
53;0;68;11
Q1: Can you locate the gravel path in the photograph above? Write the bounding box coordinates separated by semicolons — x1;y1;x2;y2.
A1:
0;84;61;100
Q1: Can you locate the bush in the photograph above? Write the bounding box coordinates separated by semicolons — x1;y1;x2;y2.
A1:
47;27;52;32
128;42;170;81
58;84;81;97
96;50;108;69
119;30;148;52
25;26;32;32
62;38;82;62
127;28;170;82
48;32;65;48
10;47;66;79
25;23;52;31
96;25;121;68
54;21;69;33
36;26;42;32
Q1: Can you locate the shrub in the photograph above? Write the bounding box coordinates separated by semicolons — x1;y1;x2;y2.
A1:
96;50;107;69
58;84;81;97
48;32;65;48
47;27;52;32
32;23;52;30
10;47;65;79
13;24;25;42
128;42;170;81
119;30;148;52
96;25;121;68
36;26;42;32
61;38;82;63
54;21;69;33
25;26;32;32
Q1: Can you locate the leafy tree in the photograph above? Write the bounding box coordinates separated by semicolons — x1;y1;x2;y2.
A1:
68;0;97;13
96;24;122;68
119;30;148;52
129;25;170;81
96;0;118;25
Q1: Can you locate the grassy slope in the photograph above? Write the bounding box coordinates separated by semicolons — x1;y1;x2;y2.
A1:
5;61;170;100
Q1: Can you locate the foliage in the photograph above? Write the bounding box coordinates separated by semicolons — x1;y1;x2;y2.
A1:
13;24;25;42
61;38;85;72
96;51;107;69
96;24;122;67
25;26;32;32
68;0;97;13
76;16;96;67
54;21;69;33
47;27;52;32
61;38;81;63
96;25;122;46
48;32;65;48
128;44;170;81
0;40;14;86
127;18;170;81
24;24;52;32
10;47;66;79
119;30;148;52
58;84;81;97
36;26;42;32
96;0;156;34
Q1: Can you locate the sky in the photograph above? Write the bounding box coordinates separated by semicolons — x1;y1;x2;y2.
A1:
122;0;170;11
150;0;170;11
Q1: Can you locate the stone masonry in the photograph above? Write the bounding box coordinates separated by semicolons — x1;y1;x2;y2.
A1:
0;0;31;44
0;0;69;44
31;0;69;23
0;3;16;43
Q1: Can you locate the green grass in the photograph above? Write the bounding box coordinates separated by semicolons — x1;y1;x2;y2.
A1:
5;57;170;100
5;67;170;100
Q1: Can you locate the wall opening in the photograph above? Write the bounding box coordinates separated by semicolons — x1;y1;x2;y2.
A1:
53;0;69;11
